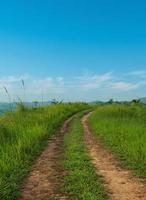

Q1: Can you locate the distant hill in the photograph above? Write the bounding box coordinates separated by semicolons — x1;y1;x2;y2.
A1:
0;101;51;114
140;98;146;104
0;103;13;114
90;98;146;105
89;100;104;105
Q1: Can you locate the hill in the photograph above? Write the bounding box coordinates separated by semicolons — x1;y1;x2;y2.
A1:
0;101;51;114
140;97;146;104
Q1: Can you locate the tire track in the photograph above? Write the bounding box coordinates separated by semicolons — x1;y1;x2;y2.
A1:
82;112;146;200
18;115;74;200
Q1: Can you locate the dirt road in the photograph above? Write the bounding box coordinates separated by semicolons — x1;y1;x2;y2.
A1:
18;116;74;200
82;112;146;200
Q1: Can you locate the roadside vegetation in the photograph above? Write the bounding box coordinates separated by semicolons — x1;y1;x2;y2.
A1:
62;112;108;200
89;103;146;179
0;103;88;200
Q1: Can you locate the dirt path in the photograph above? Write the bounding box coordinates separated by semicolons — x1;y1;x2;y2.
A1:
18;116;74;200
82;112;146;200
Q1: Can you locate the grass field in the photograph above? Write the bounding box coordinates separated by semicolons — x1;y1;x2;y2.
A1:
0;103;88;200
62;112;108;200
2;102;146;199
89;104;146;178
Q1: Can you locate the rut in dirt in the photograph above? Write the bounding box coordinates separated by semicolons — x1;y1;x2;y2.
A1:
18;116;74;200
82;112;146;200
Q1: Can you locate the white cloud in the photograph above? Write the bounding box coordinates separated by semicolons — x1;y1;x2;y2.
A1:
0;70;146;102
0;75;29;97
30;77;65;95
111;82;139;91
0;75;65;101
111;81;146;91
76;72;113;90
0;75;29;85
129;70;146;78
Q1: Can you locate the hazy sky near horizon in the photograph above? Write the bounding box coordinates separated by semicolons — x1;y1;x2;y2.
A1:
0;0;146;101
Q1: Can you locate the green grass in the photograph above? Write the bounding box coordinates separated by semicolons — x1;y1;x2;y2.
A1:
62;112;108;200
0;103;88;200
89;104;146;179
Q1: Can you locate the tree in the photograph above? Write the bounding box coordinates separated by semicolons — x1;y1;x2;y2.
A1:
108;99;114;104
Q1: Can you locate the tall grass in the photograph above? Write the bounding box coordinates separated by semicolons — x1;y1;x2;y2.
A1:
62;112;108;200
0;103;88;200
3;87;12;111
21;79;26;103
89;104;146;179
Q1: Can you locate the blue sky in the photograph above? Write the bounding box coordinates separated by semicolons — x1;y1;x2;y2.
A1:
0;0;146;101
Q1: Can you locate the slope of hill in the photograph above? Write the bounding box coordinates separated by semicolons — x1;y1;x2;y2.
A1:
140;97;146;104
0;101;51;114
